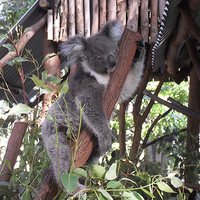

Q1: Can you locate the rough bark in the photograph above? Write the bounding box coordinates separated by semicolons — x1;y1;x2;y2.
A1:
76;0;84;36
91;0;99;35
0;14;47;68
127;0;139;31
100;0;106;28
107;0;116;21
68;0;75;37
150;0;158;42
117;0;127;27
84;0;90;37
140;0;149;42
185;69;200;184
0;122;28;182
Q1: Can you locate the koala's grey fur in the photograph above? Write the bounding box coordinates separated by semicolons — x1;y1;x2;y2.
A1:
42;20;146;192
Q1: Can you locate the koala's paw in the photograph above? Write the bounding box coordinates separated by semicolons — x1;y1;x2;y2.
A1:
133;39;146;63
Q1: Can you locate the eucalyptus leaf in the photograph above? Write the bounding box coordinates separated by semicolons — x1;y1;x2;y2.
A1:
171;177;183;188
61;173;78;193
98;188;113;200
89;165;106;178
107;181;121;189
0;185;14;197
46;76;62;84
9;104;33;115
157;181;176;193
21;190;32;200
2;43;15;52
72;168;87;178
105;162;117;180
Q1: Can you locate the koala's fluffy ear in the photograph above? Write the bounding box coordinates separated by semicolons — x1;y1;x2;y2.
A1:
98;20;123;45
60;35;87;65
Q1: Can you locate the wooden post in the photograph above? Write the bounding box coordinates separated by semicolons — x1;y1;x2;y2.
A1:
84;0;90;37
0;122;28;182
107;0;116;21
100;0;106;28
76;0;84;35
91;0;99;35
68;0;75;37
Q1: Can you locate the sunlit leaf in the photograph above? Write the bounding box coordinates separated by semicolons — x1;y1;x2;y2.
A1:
72;168;87;178
60;79;69;94
98;188;113;200
89;165;106;178
45;114;54;122
14;57;28;63
2;43;15;52
157;181;176;193
9;104;33;115
171;177;183;188
105;162;117;180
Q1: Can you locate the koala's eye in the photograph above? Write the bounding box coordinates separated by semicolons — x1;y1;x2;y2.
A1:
113;51;116;55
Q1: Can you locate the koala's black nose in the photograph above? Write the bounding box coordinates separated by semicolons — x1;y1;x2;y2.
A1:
107;55;116;68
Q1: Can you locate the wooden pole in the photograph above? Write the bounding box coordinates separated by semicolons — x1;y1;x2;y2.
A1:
0;15;47;68
0;122;28;182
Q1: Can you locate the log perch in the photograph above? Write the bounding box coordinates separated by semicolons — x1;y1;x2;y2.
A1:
0;122;28;182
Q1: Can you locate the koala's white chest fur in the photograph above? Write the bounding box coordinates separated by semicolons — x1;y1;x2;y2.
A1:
82;62;110;86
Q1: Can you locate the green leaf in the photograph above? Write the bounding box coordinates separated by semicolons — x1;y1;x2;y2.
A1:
120;178;137;185
45;114;54;122
105;162;117;180
6;60;15;66
171;177;183;188
72;168;87;178
21;190;32;200
14;57;28;63
0;33;8;39
46;76;62;84
24;27;31;33
42;53;60;65
89;165;106;178
140;188;155;198
2;43;15;52
107;181;121;189
98;188;113;200
60;79;69;94
9;104;33;115
157;181;176;193
121;191;144;200
61;173;78;193
30;75;53;93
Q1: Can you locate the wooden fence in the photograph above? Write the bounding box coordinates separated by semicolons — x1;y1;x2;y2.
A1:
39;0;167;43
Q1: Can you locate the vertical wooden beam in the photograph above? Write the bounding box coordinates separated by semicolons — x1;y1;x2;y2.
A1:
47;9;53;40
100;0;107;28
76;0;84;35
117;0;127;27
92;0;99;35
84;0;91;37
141;0;149;42
69;0;75;37
60;0;68;41
107;0;117;21
185;69;200;184
54;2;60;42
150;0;158;43
127;0;139;32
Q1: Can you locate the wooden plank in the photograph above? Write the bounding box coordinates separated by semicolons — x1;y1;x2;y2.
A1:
91;0;99;35
54;2;60;42
107;0;117;21
76;0;84;35
60;0;68;41
47;9;53;40
150;0;158;42
84;0;90;37
140;0;149;42
100;0;106;28
127;0;138;31
117;0;127;27
69;0;75;37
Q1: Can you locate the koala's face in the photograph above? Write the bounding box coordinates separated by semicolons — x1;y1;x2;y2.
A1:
85;35;119;75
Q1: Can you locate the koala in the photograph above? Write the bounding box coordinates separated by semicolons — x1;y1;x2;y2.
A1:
42;20;146;193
